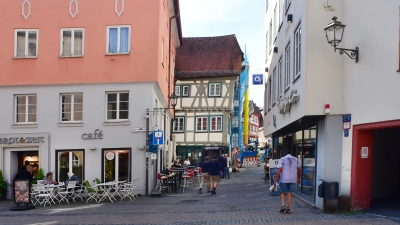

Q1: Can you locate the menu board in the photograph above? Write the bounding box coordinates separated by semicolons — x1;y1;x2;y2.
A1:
14;180;30;204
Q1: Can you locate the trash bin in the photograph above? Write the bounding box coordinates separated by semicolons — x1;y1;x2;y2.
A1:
318;180;339;212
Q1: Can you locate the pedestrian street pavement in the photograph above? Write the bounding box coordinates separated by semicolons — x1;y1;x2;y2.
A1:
0;167;399;225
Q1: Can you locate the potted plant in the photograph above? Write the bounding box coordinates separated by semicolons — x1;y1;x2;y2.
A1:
0;170;11;200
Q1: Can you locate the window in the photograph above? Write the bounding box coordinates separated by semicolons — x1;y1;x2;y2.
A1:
294;24;301;80
182;85;190;97
14;29;38;58
175;86;181;96
61;93;83;122
196;117;208;132
161;38;164;65
269;21;273;53
265;33;268;61
173;117;185;132
56;150;84;183
210;116;222;132
106;92;129;120
285;43;291;90
15;95;36;123
278;57;283;97
106;25;130;54
268;77;272;109
60;29;84;57
208;83;221;97
272;68;277;104
285;0;291;11
279;0;283;27
266;0;268;12
103;149;131;182
274;4;277;39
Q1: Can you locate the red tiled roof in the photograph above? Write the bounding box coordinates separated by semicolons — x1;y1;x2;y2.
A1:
176;35;243;78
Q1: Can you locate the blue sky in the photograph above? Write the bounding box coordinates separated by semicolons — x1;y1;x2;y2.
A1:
179;0;265;107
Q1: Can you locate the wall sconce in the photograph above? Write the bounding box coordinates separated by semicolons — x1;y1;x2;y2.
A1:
287;14;293;23
265;67;269;72
273;47;278;53
324;16;359;63
90;147;96;150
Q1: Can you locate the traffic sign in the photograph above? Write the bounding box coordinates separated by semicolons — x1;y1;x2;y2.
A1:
153;130;164;145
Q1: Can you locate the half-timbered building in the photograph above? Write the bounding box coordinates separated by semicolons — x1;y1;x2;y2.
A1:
174;35;243;166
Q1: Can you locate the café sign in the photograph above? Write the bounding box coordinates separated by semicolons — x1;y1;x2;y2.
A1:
0;137;45;145
277;89;300;114
82;129;103;140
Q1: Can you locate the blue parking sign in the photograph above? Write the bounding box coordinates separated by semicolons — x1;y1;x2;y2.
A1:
153;130;164;145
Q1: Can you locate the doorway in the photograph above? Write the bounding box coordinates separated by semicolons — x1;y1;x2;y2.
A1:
3;148;39;199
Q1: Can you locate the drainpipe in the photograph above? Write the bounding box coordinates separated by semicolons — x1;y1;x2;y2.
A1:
163;12;180;171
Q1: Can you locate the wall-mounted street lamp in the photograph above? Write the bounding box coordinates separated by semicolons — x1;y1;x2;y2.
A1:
324;16;359;63
144;92;178;196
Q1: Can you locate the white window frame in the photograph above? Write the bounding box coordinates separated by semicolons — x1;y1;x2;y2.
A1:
208;83;221;97
269;21;273;53
210;116;223;132
285;42;291;90
60;28;85;57
106;25;131;54
105;92;129;121
182;85;189;97
175;86;181;96
278;57;283;97
196;117;208;132
294;24;301;80
60;93;83;123
279;0;283;28
273;4;277;39
173;117;185;132
272;68;277;105
265;33;268;61
15;94;36;124
285;0;291;11
268;77;272;110
14;29;39;58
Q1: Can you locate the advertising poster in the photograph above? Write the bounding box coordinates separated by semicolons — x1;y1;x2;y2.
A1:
14;180;30;204
269;159;280;187
302;158;315;188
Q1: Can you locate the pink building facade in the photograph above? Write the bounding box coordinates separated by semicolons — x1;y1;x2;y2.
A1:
0;0;182;198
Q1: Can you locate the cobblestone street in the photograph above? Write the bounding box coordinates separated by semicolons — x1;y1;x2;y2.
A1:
0;167;398;225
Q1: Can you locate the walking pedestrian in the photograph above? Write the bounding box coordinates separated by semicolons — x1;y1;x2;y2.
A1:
218;154;227;180
274;150;301;214
198;156;210;194
207;155;221;194
224;154;230;179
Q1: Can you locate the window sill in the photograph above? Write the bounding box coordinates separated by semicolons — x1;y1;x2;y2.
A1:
59;55;84;58
285;4;291;15
11;124;38;129
105;53;130;56
293;74;301;83
284;86;290;93
13;56;37;59
57;122;84;127
103;121;131;126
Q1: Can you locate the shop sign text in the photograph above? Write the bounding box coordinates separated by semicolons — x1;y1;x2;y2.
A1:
277;89;300;114
0;137;45;145
82;129;103;140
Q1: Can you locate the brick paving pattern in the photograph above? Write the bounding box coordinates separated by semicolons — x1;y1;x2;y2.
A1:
0;167;398;224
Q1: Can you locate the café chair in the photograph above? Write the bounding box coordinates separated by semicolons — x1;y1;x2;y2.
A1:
83;180;102;203
58;181;77;204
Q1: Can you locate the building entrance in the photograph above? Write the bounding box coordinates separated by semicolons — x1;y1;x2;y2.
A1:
3;147;39;199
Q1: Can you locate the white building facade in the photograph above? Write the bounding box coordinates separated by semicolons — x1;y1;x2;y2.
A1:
264;0;400;211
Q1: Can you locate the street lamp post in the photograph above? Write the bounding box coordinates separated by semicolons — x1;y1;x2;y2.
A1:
144;92;178;196
324;16;359;63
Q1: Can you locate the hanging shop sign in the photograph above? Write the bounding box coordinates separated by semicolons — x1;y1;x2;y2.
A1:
82;129;103;140
0;137;45;145
277;89;300;114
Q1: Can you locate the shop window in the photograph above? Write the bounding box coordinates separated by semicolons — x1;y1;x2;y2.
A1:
106;92;129;121
56;150;84;183
102;149;131;182
15;94;37;124
60;93;83;122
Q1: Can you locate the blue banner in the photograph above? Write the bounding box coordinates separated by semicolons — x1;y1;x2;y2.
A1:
252;74;263;85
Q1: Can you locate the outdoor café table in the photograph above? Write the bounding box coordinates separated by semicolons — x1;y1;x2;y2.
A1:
111;180;127;198
44;184;64;203
95;182;118;203
166;173;178;193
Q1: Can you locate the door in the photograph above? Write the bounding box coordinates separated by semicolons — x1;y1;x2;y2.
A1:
103;149;131;182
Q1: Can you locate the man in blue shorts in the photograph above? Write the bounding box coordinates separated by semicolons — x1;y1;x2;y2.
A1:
274;150;301;214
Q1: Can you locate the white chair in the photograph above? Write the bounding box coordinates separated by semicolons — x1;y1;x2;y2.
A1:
120;178;139;201
83;180;102;203
58;181;77;204
36;180;44;185
36;185;55;207
72;184;86;201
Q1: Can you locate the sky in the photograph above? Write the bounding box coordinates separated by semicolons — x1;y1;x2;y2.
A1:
179;0;265;107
